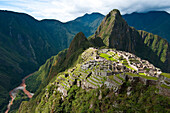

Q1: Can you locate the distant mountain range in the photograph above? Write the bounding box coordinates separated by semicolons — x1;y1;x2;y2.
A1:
123;11;170;42
0;9;170;112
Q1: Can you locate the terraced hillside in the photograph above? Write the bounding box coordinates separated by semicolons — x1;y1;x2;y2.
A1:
18;47;170;113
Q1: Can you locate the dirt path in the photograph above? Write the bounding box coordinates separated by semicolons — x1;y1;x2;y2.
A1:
5;73;33;113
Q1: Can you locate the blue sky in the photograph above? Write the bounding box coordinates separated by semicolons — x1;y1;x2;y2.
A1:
0;0;170;22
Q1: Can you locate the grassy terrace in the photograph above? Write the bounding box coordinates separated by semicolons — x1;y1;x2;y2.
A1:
89;76;103;84
161;84;170;89
125;72;158;80
139;73;146;76
122;59;136;71
89;77;101;84
161;73;170;78
86;78;98;86
108;75;122;85
115;74;125;81
125;72;139;77
107;51;115;56
140;75;158;80
99;53;117;61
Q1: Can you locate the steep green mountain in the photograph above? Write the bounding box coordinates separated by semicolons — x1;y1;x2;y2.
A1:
17;36;170;113
89;9;170;73
0;10;58;112
25;32;91;93
66;32;91;58
0;10;103;112
123;11;170;42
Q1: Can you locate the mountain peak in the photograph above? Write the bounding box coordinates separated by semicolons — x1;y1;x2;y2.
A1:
93;9;135;51
66;32;91;58
109;9;121;16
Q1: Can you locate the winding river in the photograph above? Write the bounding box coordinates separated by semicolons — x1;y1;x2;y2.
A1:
5;74;34;113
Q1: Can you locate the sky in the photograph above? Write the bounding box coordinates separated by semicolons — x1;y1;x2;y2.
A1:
0;0;170;22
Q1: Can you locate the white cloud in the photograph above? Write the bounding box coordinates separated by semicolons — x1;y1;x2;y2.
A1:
0;0;170;22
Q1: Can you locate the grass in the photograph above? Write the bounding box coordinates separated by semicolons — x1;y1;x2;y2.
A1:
108;75;122;85
121;59;137;71
161;73;170;78
161;84;170;89
165;80;170;84
126;72;158;80
112;79;122;85
125;72;139;77
139;75;158;80
115;74;125;81
126;65;136;71
107;51;115;56
89;77;99;84
99;53;117;61
139;73;146;76
92;76;101;82
86;79;97;86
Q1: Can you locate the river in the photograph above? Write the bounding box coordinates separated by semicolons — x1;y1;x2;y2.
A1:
5;74;34;113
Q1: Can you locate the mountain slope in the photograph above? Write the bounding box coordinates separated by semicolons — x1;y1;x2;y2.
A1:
0;10;103;112
18;45;170;113
123;11;170;42
89;9;170;72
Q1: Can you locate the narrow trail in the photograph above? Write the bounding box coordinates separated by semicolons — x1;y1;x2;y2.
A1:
5;73;33;113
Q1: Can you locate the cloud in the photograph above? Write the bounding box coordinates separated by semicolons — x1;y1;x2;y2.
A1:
0;0;170;22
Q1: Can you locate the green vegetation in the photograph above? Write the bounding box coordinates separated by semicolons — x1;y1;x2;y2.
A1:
99;53;117;61
9;90;29;113
8;9;170;113
139;73;146;76
161;73;170;78
122;59;136;71
108;75;122;85
18;82;170;113
125;72;139;77
0;10;104;111
115;74;125;81
123;11;170;42
161;84;170;89
126;72;158;80
140;75;158;81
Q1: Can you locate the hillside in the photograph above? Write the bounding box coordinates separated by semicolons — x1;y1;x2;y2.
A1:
123;11;170;42
0;10;103;112
18;46;170;112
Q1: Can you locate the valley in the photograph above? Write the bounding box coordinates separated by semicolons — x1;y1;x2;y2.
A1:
5;74;33;113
